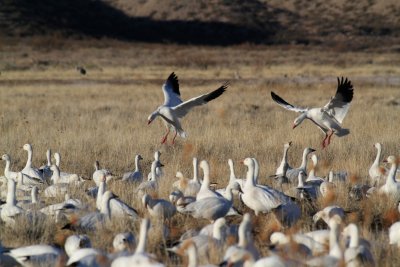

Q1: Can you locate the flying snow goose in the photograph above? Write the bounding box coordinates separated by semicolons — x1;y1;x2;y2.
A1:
147;72;228;144
379;156;400;197
0;178;24;225
21;144;44;180
286;147;315;182
122;154;143;183
271;77;354;148
8;244;61;266
111;219;165;267
342;223;375;266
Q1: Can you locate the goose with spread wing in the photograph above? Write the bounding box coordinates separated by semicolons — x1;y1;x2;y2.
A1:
271;77;354;148
148;72;228;144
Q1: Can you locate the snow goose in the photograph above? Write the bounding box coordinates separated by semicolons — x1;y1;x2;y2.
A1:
173;158;201;197
369;143;386;186
44;165;69;197
389;221;400;247
147;151;163;180
97;175;140;220
275;141;292;176
39;149;53;180
286;147;315;182
307;155;325;183
92;160;113;186
66;247;109;267
270;231;326;256
2;154;44;186
122;154;143;183
306;216;343;266
296;171;319;201
21;143;44;180
66;191;115;231
137;160;163;198
342;223;374;266
8;244;61;266
169;189;196;213
142;193;176;221
53;152;82;183
65;234;92;258
221;250;287;267
241;158;294;216
112;232;136;255
111;218;165;267
0;178;24;225
223;213;259;265
173;239;218;267
379;156;400;198
170;218;226;263
196;160;222;200
320;171;337;198
313;205;345;225
226;158;245;190
271;77;354;148
147;72;228;144
182;186;234;222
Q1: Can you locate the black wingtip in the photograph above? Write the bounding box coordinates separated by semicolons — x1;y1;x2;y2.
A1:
271;91;292;107
336;76;354;103
167;72;180;96
204;82;228;102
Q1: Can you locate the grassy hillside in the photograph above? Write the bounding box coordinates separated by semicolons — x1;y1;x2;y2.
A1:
0;0;399;48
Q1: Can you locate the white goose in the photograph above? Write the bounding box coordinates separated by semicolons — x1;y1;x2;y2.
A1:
53;152;82;183
92;160;113;186
44;165;69;197
379;156;400;197
147;72;228;144
112;232;136;255
313;205;345;225
21;144;44;180
222;250;287;267
64;234;92;257
142;193;176;221
270;231;326;256
173;239;218;267
97;175;139;220
2;154;44;186
173;157;201;197
241;158;294;216
342;223;375;267
8;244;61;266
147;151;163;180
39;149;53;180
111;219;165;267
307;155;325;183
389;221;400;247
137;160;163;198
275;141;292;175
286;147;315;182
271;77;354;148
122;154;143;183
369;143;385;186
319;171;337;198
223;213;259;265
66;247;108;266
195;160;222;200
0;178;24;225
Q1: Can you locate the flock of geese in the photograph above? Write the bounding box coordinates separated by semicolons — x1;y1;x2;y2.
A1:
0;140;399;266
0;73;399;267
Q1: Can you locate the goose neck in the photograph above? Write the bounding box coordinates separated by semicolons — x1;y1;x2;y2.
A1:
96;181;106;210
348;225;359;248
100;195;111;219
134;156;141;172
135;219;149;254
6;179;17;206
46;150;51;166
329;222;342;258
31;187;38;203
187;243;198;267
25;148;33;168
245;163;256;188
300;150;309;170
373;145;382;166
192;158;199;182
4;158;11;177
386;161;398;185
238;221;249;248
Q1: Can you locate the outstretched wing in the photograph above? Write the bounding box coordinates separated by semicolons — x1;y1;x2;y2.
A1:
162;72;183;107
270;92;307;113
323;77;354;124
172;82;228;118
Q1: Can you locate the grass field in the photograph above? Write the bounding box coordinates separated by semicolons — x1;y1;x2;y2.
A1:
0;41;400;265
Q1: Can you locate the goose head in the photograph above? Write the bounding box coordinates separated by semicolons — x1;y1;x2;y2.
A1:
142;194;152;208
374;143;382;150
383;156;399;165
23;143;32;151
293;113;307;129
1;154;10;161
147;111;159;125
113;232;136;252
284;141;292;148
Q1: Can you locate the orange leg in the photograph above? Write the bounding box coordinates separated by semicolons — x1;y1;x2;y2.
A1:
161;128;170;144
171;130;178;145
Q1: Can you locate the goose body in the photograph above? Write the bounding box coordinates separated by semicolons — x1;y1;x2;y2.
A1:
21;144;44;181
122;154;143;183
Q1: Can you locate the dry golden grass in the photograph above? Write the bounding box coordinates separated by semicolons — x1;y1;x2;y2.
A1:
0;42;400;265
